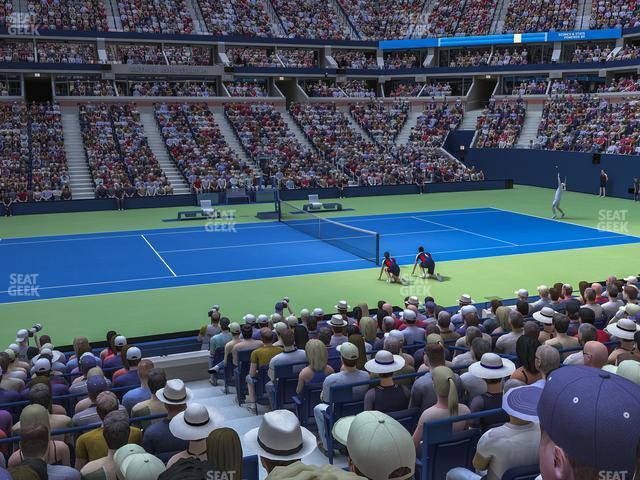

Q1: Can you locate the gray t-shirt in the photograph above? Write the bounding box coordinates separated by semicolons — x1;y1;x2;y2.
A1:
583;303;605;322
402;325;425;345
602;299;624;320
268;349;307;381
321;369;370;403
494;331;523;355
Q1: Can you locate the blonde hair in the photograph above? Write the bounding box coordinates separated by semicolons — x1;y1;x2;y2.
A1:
495;306;511;331
73;336;90;358
359;317;377;342
432;366;459;417
305;339;328;371
207;427;243;478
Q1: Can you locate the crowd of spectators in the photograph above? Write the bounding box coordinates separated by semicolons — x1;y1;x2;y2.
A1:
36;41;98;64
277;48;317;68
226;103;333;189
502;0;577;33
534;94;640;154
549;79;585;94
116;0;194;34
291;101;473;185
333;49;378;69
0;102;71;205
226;47;280;67
614;43;640;60
197;0;275;37
0;39;35;63
511;80;548;95
408;101;464;149
571;44;614;63
164;46;213;66
338;0;425;40
388;82;424;97
303;80;347;98
490;47;530;66
421;81;455;97
383;51;419;69
124;81;217;97
421;0;463;37
108;44;166;65
79;103;172;198
23;0;108;31
156;103;256;192
590;0;640;29
0;272;639;477
350;101;410;147
57;79;116;96
341;80;376;98
454;0;497;36
599;76;640;93
270;0;349;40
475;98;527;148
224;80;268;97
447;49;491;67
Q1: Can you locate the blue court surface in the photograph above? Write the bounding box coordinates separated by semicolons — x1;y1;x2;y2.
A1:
1;207;638;304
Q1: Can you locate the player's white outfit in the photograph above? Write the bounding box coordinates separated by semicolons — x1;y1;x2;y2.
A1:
552;174;565;219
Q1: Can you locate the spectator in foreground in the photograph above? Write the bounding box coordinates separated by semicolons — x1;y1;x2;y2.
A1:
446;381;542;480
332;411;415;480
131;369;167;428
510;336;542;385
244;410;316;474
313;342;370;453
363;350;409;412
80;410;130;478
413;366;470;449
467;353;514;431
538;366;640;479
18;424;79;479
296;339;334;395
121;359;153;414
167;403;223;467
410;343;462;413
75;391;142;469
606;318;640;365
142;379;190;460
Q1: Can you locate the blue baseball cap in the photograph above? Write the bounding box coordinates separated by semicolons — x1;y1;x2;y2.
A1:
87;375;108;396
537;366;640;475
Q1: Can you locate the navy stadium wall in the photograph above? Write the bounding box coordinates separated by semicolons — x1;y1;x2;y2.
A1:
465;148;640;199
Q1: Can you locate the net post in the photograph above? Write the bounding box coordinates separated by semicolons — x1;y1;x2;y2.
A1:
375;233;380;266
275;189;281;222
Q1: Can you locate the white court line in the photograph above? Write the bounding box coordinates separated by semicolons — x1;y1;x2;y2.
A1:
141;235;177;277
0;233;626;297
157;228;455;254
0;209;499;246
491;207;640;239
412;216;519;247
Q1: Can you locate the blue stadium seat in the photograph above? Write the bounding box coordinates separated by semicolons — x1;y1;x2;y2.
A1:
292;381;324;429
242;455;259;480
501;464;540;480
247;366;270;414
415;408;504;480
387;407;420;433
234;348;257;405
224;352;235;395
271;361;307;410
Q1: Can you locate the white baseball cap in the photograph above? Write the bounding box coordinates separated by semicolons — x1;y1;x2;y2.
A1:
312;308;324;317
125;347;141;361
514;288;529;297
16;329;28;342
114;335;127;347
34;358;51;374
257;314;269;324
402;309;417;322
243;314;256;324
333;411;415;480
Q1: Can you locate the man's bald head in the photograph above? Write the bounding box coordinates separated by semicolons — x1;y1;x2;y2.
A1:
382;303;393;315
591;283;602;295
583;341;608;369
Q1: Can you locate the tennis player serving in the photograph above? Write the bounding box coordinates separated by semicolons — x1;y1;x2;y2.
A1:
552;168;567;219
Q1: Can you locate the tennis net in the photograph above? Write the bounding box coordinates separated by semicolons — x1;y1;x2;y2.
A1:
278;200;380;265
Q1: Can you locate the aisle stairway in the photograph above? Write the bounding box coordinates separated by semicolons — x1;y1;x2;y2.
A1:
395;109;423;146
138;108;191;195
61;107;95;200
186;378;348;479
516;105;544;148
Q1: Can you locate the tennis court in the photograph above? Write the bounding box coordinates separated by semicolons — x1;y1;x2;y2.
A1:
1;206;637;304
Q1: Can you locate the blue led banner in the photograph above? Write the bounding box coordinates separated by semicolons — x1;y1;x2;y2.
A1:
379;28;622;50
